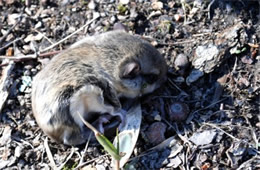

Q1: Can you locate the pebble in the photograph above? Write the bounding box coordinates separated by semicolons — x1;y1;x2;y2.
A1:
130;8;138;19
189;130;217;146
35;21;43;29
175;53;189;70
186;69;204;85
152;1;163;10
15;145;24;158
145;122;167;145
117;15;128;21
110;15;117;24
113;22;128;31
88;0;96;10
193;44;220;73
8;13;21;25
120;0;129;5
23;70;31;76
167;156;182;168
93;12;100;19
96;164;105;170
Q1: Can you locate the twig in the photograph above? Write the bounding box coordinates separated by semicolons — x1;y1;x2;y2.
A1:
32;28;55;45
237;155;258;170
0;54;37;61
39;50;62;58
129;136;178;161
0;16;22;45
204;122;240;142
75;133;93;169
0;36;24;53
242;115;259;150
231;57;238;74
163;119;192;146
57;147;76;170
203;122;260;155
159;39;195;46
0;62;15;113
151;95;178;99
185;98;227;124
44;137;58;169
207;0;216;20
40;16;100;53
0;50;62;67
12;137;34;149
248;43;259;48
75;154;109;170
185;142;190;170
167;78;189;96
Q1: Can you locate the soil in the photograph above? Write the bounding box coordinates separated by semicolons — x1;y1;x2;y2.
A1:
0;0;259;169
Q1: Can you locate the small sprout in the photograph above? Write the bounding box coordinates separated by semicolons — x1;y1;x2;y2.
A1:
96;133;121;160
231;47;247;55
77;112;121;161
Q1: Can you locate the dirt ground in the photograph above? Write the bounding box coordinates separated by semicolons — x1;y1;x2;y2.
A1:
0;0;259;169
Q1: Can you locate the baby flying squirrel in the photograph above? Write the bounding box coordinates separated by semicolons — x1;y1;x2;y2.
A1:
32;31;167;145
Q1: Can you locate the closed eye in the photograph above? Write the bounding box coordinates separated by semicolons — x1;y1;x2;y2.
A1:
143;74;158;84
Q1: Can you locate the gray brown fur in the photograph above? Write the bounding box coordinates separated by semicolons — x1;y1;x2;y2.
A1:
31;31;167;145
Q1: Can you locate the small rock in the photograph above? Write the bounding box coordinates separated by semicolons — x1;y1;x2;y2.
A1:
241;55;254;64
96;164;106;170
24;33;43;43
110;16;117;24
193;44;220;73
120;0;129;5
186;69;204;85
238;77;250;87
173;14;183;22
0;126;12;145
93;12;100;19
24;70;31;76
173;76;185;83
81;165;96;170
8;13;20;25
6;0;15;5
113;22;128;32
19;76;32;93
71;7;77;12
15;145;24;158
154;114;161;121
25;7;32;15
168;142;183;158
40;0;48;7
117;15;128;21
130;8;138;19
88;0;96;10
148;11;162;19
152;1;164;10
167;156;182;168
189;130;217;146
145;122;167;145
175;53;189;71
0;160;10;169
231;142;247;156
151;40;158;47
31;68;38;75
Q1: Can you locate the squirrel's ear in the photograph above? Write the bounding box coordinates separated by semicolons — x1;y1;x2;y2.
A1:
121;61;141;79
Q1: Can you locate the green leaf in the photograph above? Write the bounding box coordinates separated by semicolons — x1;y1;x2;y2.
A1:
96;133;121;160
